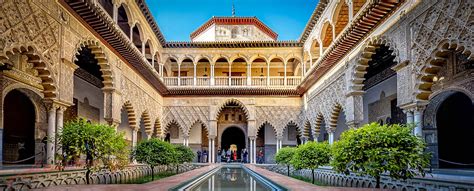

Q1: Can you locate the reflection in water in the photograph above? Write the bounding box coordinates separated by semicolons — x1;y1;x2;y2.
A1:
192;167;271;191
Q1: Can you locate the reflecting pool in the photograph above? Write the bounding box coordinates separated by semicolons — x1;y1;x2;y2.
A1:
172;165;286;191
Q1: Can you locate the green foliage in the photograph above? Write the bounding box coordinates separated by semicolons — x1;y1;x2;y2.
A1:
57;119;128;183
173;144;195;164
134;139;176;167
57;119;129;170
125;171;175;184
291;141;331;170
331;123;430;188
275;147;296;166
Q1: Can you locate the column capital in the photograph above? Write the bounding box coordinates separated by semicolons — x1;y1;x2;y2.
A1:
208;135;216;140
44;100;69;112
276;135;283;140
248;136;256;140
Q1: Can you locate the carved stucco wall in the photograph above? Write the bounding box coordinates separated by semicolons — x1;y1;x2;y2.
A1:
305;0;473;131
305;69;346;132
0;0;164;132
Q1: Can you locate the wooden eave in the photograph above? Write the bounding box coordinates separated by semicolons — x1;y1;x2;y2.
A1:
165;87;300;97
164;41;302;48
297;0;403;94
62;0;170;95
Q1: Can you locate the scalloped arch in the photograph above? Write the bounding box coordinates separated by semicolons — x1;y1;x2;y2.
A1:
350;36;399;92
0;45;58;99
416;39;473;101
214;99;250;121
74;39;115;89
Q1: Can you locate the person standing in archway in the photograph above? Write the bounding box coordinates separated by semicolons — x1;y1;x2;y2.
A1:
197;150;201;163
257;149;264;164
202;150;208;163
242;148;248;163
226;149;231;163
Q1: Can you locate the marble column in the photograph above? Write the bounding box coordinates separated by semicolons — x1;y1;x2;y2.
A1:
56;106;66;158
113;4;118;23
252;138;256;164
193;64;197;86
228;63;232;86
47;105;57;165
132;129;138;148
414;107;424;137
211;138;215;163
276;139;280;153
208;138;212;163
283;61;287;86
406;110;414;124
328;129;335;145
177;62;181;86
266;61;270;86
247;62;251;86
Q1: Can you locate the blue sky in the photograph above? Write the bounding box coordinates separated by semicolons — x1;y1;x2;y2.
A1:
145;0;319;41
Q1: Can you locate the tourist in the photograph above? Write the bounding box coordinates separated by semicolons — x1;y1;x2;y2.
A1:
202;150;208;163
242;149;248;163
226;149;231;163
257;149;264;164
233;150;237;161
217;149;221;163
221;149;226;163
197;150;201;163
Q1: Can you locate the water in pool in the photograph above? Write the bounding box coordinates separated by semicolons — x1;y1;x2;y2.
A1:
174;165;286;191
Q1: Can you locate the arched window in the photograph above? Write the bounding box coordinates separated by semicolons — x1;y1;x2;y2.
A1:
231;28;238;38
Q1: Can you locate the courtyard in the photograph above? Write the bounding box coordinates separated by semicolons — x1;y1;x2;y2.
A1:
0;0;473;190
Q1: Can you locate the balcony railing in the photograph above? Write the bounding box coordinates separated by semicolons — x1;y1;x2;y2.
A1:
215;77;228;86
162;76;302;87
196;77;210;86
251;76;267;86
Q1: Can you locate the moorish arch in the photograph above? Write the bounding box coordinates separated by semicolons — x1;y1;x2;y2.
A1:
2;87;47;165
348;37;405;126
423;90;474;169
416;40;474;101
303;120;312;141
163;120;186;144
214;99;250;121
117;101;137;146
152;118;162;139
350;37;399;92
320;20;334;47
283;121;302;145
328;103;349;142
122;101;137;129
74;40;114;89
0;45;58;99
331;0;349;39
314;113;328;142
255;121;282;163
117;3;133;38
138;111;152;141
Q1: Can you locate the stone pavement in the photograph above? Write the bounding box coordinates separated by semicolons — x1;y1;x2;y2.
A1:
39;164;374;191
38;164;219;191
245;164;373;191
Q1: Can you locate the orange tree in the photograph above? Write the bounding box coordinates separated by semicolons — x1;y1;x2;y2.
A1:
291;141;331;184
332;123;430;188
275;146;296;176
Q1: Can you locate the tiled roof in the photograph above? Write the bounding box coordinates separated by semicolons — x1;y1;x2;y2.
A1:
190;16;278;41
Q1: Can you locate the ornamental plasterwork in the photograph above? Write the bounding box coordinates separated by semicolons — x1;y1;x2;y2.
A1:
0;0;60;94
409;0;473;83
306;73;346;130
255;106;301;137
162;106;210;136
119;76;161;123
